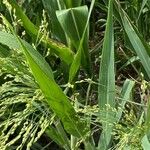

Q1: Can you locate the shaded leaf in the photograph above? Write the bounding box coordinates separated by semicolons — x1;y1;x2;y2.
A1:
63;0;82;8
116;1;150;80
42;0;66;43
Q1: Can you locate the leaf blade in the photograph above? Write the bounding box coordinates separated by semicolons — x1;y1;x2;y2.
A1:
116;1;150;79
8;0;74;65
0;30;88;138
98;0;115;149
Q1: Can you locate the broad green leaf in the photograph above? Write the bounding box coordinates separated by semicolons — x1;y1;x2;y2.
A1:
42;0;66;43
98;0;115;149
57;1;95;83
63;0;82;8
56;6;88;48
0;29;88;137
116;1;150;79
20;45;87;137
8;0;74;65
56;6;91;78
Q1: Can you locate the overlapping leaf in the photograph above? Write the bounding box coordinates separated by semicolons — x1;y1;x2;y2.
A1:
8;0;74;65
56;5;91;80
0;29;88;137
42;0;66;43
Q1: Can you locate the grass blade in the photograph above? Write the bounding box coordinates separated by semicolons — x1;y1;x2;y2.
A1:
116;79;135;122
116;1;150;79
98;0;115;149
138;0;148;20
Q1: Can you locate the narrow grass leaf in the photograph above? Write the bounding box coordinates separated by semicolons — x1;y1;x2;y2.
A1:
45;127;69;149
138;0;148;20
119;56;139;70
116;79;135;122
98;0;115;149
116;2;150;79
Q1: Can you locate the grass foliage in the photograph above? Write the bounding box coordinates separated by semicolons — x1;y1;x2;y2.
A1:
0;0;150;149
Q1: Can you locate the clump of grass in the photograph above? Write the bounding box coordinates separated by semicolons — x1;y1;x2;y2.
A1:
0;0;150;149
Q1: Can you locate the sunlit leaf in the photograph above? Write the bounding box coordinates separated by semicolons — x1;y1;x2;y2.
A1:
0;28;88;138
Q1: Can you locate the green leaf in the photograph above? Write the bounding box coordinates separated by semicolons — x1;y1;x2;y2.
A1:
56;6;88;47
138;0;148;20
0;29;88;137
116;79;135;122
119;56;139;70
116;1;150;80
142;135;150;150
42;0;67;43
0;44;11;57
8;0;74;65
98;0;115;149
63;0;82;8
0;31;54;78
46;126;70;150
58;1;95;83
56;5;91;78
